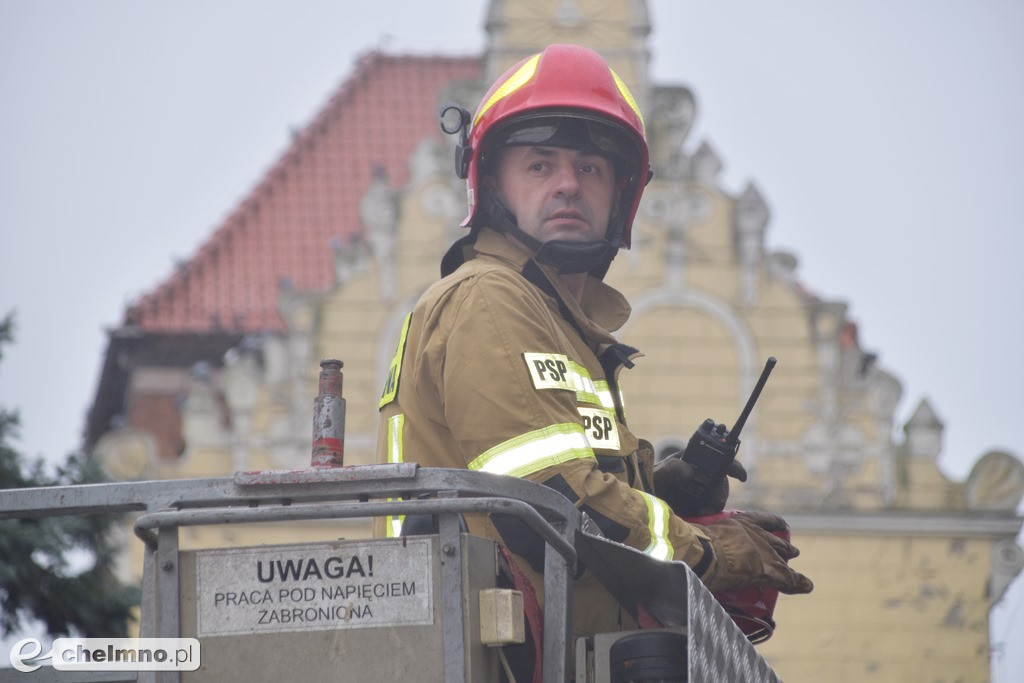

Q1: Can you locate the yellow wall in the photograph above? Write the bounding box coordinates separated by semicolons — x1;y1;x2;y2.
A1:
764;532;992;681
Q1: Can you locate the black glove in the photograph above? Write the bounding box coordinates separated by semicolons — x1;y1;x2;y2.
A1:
695;511;814;595
654;453;747;516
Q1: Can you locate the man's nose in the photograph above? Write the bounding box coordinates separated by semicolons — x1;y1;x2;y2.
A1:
552;162;582;197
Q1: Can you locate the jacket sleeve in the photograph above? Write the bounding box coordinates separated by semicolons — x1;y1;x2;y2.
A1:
424;269;714;574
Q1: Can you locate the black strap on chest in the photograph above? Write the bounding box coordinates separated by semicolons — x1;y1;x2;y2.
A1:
521;260;587;340
598;343;637;425
520;260;638;426
521;260;654;493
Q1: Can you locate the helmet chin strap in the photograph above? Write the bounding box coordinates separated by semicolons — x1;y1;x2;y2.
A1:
483;188;620;275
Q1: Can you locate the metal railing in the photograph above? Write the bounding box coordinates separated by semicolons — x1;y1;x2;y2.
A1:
1;464;580;683
1;463;780;683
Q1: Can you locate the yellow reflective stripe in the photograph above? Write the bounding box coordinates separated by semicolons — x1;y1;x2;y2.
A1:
639;492;674;561
524;353;604;405
385;414;405;537
379;312;412;409
518;349;621;411
568;360;601;405
475;54;541;125
610;68;645;135
593;380;616;411
468;423;593;478
387;414;405;465
590;379;627;417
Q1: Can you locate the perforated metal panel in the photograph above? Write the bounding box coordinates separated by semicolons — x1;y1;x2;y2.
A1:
686;569;780;683
575;530;780;682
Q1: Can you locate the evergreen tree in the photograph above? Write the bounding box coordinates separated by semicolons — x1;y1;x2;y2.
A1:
0;312;140;637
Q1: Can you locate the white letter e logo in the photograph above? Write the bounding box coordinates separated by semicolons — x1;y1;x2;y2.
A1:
10;637;51;673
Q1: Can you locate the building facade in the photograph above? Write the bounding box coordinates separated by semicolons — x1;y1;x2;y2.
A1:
86;1;1024;680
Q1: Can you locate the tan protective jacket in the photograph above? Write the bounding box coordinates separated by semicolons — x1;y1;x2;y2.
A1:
376;228;715;630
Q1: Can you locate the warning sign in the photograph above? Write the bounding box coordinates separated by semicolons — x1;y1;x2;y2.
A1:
195;538;434;636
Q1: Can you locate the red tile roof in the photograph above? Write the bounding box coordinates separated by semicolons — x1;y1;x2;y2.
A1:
124;52;481;333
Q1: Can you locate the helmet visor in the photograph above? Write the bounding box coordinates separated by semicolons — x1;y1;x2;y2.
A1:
484;115;640;178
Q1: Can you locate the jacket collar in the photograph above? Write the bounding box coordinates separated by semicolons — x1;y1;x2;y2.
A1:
470;228;632;340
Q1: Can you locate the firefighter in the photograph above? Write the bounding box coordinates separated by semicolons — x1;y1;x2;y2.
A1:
377;42;812;661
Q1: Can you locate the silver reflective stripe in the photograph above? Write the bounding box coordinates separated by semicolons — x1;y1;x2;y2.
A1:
639;492;674;561
568;360;601;405
468;423;593;478
593;380;616;411
386;414;405;537
388;414;405;465
521;354;615;411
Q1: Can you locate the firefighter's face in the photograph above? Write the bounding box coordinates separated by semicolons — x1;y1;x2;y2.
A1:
489;145;617;245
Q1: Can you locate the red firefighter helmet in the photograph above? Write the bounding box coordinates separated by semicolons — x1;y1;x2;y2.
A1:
440;44;652;275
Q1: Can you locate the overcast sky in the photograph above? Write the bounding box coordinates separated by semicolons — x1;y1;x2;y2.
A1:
1;0;1022;678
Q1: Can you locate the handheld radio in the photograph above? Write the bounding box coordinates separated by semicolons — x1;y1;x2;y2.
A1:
669;356;777;515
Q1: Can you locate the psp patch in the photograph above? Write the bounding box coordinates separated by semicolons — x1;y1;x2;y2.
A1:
577;406;621;451
523;352;575;391
379;312;412;409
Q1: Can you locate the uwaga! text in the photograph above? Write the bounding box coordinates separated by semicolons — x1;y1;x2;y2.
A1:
212;553;419;627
